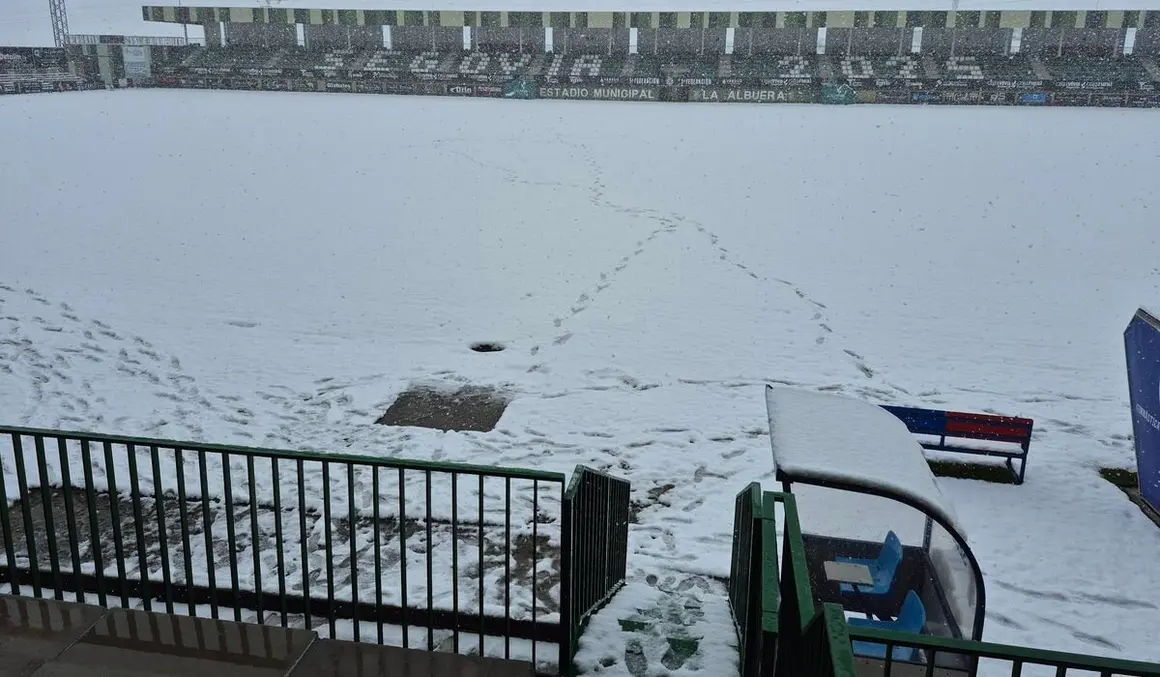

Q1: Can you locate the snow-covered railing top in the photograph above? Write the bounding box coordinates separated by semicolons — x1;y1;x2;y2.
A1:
764;385;967;540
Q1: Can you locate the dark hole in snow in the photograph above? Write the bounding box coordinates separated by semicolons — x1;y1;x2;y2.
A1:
376;385;510;432
470;342;505;353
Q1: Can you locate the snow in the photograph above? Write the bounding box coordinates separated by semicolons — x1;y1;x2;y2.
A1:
2;89;1160;674
766;386;965;539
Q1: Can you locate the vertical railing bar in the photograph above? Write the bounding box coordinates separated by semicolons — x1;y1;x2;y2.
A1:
103;441;128;608
478;474;485;658
1010;660;1023;677
271;458;287;627
598;475;607;604
925;649;937;677
174;447;195;617
55;437;84;603
33;436;64;600
425;469;433;651
150;444;175;614
531;479;538;669
882;635;894;677
347;463;359;643
558;479;572;674
0;435;19;596
504;476;511;659
581;474;590;615
1055;666;1067;677
372;467;383;645
75;440;101;604
246;455;263;624
197;449;219;619
297;458;310;631
221;451;241;622
451;472;459;655
12;435;42;597
126;443;151;610
323;460;336;638
398;467;408;649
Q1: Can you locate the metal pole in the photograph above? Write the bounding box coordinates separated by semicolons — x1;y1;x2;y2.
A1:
179;0;188;44
950;0;959;58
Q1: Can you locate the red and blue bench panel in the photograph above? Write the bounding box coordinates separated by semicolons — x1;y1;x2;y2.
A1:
880;405;1034;483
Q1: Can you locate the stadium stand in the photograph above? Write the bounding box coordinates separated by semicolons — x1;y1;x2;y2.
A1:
1041;56;1154;81
173;47;1160;86
0;50;83;93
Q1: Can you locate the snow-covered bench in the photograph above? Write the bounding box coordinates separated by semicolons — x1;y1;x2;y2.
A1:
881;405;1034;485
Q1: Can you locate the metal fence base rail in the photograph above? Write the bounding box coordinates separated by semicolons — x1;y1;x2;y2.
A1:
842;627;1160;677
0;426;631;676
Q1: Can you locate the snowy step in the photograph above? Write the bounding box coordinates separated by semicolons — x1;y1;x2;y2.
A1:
573;572;734;677
1140;57;1160;81
922;55;941;78
1029;57;1052;79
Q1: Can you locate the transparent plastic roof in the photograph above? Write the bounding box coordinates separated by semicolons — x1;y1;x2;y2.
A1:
765;385;966;540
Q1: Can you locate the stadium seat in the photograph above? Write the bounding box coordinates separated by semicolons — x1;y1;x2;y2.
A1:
836;530;903;596
849;590;926;662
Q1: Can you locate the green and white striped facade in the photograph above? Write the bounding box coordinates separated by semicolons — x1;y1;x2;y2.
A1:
141;5;1160;29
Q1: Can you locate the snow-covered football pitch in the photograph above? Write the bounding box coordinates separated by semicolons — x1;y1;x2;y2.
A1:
2;89;1160;675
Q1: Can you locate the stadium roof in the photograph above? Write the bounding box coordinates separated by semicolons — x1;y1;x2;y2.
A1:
145;1;1160;12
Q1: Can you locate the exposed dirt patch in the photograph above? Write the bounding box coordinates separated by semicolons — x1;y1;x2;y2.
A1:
375;385;510;432
927;459;1016;484
1098;467;1160;528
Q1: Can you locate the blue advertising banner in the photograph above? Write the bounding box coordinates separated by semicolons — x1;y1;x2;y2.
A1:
1125;308;1160;514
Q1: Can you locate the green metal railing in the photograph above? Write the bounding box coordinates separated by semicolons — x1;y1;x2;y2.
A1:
561;466;631;666
842;626;1160;677
729;483;768;677
726;481;1160;677
728;488;807;677
0;425;630;675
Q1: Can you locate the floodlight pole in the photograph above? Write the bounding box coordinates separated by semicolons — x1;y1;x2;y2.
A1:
49;0;69;47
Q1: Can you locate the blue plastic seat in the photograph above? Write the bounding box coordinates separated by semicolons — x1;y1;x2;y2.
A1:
848;590;926;662
836;530;903;596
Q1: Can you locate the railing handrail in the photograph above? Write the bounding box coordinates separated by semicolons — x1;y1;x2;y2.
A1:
821;604;858;677
846;626;1160;676
757;491;780;625
564;464;623;489
768;491;815;632
0;424;566;482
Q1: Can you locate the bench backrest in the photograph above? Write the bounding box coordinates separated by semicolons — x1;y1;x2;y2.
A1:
876;530;904;577
881;405;1033;448
897;590;927;634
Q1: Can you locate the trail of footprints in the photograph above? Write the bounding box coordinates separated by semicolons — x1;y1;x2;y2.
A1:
523;137;885;387
0;285;243;439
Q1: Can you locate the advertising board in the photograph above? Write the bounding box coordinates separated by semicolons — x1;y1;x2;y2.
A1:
1127;93;1160;107
447;83;503;97
1052;92;1090;106
538;86;657;101
1018;92;1048;105
122;45;150;77
1125;308;1160;515
690;87;816;104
